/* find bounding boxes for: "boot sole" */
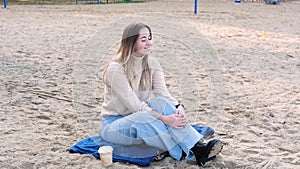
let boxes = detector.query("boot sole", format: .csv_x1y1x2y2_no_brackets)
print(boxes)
199,139,223,166
188,139,224,166
207,140,223,159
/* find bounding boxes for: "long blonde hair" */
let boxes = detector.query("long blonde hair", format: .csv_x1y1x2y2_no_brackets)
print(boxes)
103,23,152,90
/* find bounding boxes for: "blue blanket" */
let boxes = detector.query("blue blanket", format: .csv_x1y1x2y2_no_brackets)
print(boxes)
69,125,214,167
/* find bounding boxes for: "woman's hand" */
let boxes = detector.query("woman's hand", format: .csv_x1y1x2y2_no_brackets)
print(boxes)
160,113,187,129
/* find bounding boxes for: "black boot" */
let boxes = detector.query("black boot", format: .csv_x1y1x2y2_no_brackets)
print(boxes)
191,141,207,166
191,139,223,166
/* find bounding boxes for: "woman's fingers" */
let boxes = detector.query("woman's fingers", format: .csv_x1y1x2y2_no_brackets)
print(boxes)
165,114,187,128
173,116,187,128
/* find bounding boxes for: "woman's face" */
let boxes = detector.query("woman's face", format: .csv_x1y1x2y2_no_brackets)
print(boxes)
133,27,152,57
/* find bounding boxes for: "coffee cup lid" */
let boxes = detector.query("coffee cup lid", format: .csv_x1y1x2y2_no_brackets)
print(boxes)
98,146,113,153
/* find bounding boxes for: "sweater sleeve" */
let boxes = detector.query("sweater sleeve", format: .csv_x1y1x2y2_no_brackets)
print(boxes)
105,62,153,112
150,58,179,105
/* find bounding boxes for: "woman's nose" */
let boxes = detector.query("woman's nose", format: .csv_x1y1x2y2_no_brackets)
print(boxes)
146,39,153,46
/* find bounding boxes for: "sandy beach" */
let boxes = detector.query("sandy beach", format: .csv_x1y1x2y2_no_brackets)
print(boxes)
0,0,299,168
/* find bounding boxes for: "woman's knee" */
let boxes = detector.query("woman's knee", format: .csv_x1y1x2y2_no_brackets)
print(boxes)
125,111,157,123
149,97,176,115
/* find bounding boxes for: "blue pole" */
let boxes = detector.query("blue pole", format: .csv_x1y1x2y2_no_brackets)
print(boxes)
4,0,7,8
194,0,198,14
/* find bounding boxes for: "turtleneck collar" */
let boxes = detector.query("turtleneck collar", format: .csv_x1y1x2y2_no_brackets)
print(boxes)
133,54,145,60
132,54,145,64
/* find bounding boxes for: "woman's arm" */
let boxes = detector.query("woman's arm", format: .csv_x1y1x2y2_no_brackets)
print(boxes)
150,58,179,105
149,59,187,127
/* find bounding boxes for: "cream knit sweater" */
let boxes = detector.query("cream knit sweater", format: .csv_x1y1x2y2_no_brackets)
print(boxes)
101,56,178,116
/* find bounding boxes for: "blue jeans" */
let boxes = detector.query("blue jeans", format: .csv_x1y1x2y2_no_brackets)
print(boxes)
100,97,203,161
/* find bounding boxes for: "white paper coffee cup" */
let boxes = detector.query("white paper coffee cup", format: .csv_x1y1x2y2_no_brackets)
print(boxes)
98,146,113,166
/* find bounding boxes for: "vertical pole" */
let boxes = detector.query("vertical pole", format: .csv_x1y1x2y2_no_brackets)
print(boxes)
4,0,7,8
194,0,197,14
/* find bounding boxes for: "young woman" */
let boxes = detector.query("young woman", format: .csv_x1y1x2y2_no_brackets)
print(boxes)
100,23,223,166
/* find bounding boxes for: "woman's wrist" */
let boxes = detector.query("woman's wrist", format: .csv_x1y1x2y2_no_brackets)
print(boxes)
156,113,163,120
151,109,163,120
